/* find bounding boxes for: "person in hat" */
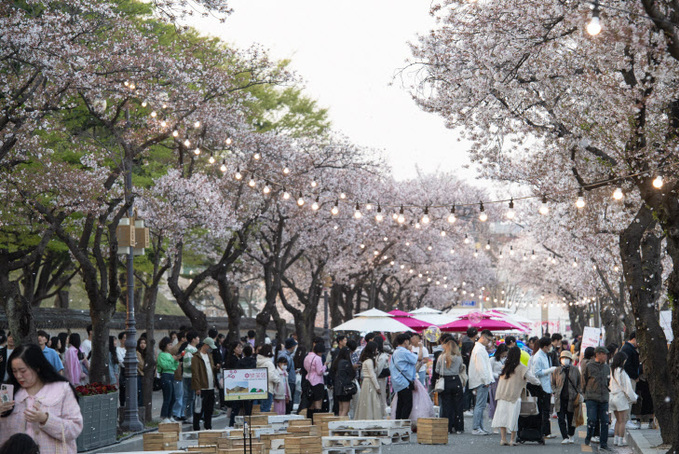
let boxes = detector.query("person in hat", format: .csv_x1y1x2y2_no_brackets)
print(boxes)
583,346,612,451
551,350,582,444
277,338,298,414
191,338,218,430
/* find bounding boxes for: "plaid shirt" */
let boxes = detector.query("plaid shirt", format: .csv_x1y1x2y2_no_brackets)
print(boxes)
0,381,83,454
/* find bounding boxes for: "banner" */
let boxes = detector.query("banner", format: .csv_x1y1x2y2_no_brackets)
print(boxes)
581,326,605,351
223,368,269,401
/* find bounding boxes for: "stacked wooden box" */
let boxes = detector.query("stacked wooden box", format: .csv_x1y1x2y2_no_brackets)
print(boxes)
416,418,448,445
198,431,225,447
143,432,178,451
288,423,320,437
159,421,182,434
314,415,349,437
286,435,322,454
189,447,217,454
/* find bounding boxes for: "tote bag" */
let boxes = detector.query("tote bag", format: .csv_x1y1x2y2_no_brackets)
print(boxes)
519,387,539,416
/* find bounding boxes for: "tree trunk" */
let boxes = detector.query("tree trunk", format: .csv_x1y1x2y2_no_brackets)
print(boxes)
620,205,674,446
4,283,38,346
90,298,115,384
216,278,243,344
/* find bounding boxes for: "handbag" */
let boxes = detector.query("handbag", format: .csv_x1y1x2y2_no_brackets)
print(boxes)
343,381,358,396
194,393,202,414
435,377,445,392
459,364,468,388
519,387,539,416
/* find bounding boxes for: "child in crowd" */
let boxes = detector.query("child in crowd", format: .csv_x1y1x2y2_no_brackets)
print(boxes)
273,357,291,415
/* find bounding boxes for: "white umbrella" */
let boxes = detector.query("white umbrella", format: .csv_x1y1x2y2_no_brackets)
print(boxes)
409,306,442,315
413,312,458,326
333,309,414,332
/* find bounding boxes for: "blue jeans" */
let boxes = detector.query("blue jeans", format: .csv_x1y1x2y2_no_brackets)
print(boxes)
160,373,175,418
418,370,427,387
472,384,490,431
256,392,273,412
586,400,609,448
183,377,195,417
172,379,184,418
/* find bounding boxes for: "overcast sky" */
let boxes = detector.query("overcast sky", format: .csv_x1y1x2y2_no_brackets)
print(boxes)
186,0,476,181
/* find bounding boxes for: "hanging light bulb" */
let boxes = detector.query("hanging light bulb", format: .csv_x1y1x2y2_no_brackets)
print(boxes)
220,160,227,173
225,137,232,145
283,165,290,175
440,230,446,237
194,120,201,128
450,248,455,254
150,111,157,118
375,204,383,222
531,250,536,260
253,152,261,160
331,201,339,216
263,182,271,195
397,206,405,224
366,203,373,211
141,101,148,108
506,198,515,220
161,103,167,109
576,189,586,208
653,175,664,189
208,154,215,164
486,240,491,250
463,234,470,244
572,258,578,267
447,205,456,223
473,249,479,258
510,245,514,255
184,139,191,147
539,195,549,215
160,120,167,128
421,207,430,224
297,193,305,206
613,187,624,200
282,189,290,200
522,253,527,261
172,130,179,137
310,180,317,188
340,192,347,199
248,178,256,188
499,251,504,259
311,197,320,211
587,2,602,36
235,168,242,180
479,202,488,222
354,202,362,219
193,147,201,155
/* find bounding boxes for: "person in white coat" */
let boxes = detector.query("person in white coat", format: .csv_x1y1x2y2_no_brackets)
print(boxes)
609,352,637,447
255,344,281,413
468,329,495,435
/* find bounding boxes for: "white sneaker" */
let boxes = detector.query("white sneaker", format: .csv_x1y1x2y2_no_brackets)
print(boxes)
626,420,641,430
472,429,488,436
545,434,557,439
562,438,571,444
464,410,474,417
161,418,173,424
591,436,600,444
568,438,576,444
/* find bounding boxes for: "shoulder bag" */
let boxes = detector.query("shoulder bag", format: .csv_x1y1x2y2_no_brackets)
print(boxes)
519,387,539,416
459,364,468,388
434,359,445,392
392,354,415,391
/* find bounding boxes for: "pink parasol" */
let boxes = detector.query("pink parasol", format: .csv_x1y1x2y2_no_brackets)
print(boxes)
439,312,528,332
388,310,433,332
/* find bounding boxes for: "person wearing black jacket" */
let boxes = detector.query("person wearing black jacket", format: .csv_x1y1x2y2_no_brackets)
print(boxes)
332,347,356,416
620,332,640,427
228,344,256,427
461,327,477,412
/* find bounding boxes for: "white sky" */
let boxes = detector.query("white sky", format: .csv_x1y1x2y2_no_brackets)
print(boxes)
186,0,476,181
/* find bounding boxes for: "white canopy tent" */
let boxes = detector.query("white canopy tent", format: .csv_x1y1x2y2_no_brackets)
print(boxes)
333,308,414,332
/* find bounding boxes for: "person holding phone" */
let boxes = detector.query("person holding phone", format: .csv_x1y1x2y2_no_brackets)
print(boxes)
0,344,83,454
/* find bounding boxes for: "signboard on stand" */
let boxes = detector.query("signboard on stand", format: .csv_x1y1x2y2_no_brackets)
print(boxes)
581,326,605,351
223,368,269,401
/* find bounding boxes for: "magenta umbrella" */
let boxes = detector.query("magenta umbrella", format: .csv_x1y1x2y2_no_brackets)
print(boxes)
439,312,527,332
388,309,433,332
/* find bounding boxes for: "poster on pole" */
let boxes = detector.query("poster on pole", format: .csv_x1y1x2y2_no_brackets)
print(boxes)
581,326,605,351
223,368,269,401
660,310,673,343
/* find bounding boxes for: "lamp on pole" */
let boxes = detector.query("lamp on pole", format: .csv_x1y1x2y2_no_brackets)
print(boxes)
116,106,147,432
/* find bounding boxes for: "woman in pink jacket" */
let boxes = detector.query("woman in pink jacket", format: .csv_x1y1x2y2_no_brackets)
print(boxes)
0,344,83,454
303,343,326,421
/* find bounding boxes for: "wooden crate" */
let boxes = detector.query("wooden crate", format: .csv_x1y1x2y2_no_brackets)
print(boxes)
315,415,348,437
198,431,225,446
416,418,448,445
286,435,322,454
189,448,218,454
327,420,411,445
158,422,182,433
243,415,270,426
289,419,313,427
311,412,333,424
143,432,178,451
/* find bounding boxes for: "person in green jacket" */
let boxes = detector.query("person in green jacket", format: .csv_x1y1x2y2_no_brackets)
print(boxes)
158,336,180,423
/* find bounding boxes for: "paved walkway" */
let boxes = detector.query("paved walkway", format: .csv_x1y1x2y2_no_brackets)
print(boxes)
628,428,667,454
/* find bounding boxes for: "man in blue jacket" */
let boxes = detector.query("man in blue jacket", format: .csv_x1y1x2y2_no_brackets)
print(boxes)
389,333,417,420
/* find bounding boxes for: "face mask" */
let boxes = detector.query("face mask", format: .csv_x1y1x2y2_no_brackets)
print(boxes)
561,358,571,366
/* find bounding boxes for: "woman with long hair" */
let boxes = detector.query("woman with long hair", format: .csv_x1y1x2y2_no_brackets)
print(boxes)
491,346,540,446
64,333,87,386
373,336,390,415
609,351,637,447
489,343,509,421
157,337,180,423
355,341,382,419
108,336,119,385
256,344,281,413
136,337,147,407
0,344,83,453
303,343,326,420
331,347,355,416
436,337,465,433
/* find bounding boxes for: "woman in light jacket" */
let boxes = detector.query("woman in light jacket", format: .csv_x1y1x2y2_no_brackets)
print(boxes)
435,337,465,434
355,341,382,420
609,352,637,447
491,346,540,446
255,344,280,413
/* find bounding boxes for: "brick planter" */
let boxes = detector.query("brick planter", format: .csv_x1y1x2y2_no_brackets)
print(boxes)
76,392,118,452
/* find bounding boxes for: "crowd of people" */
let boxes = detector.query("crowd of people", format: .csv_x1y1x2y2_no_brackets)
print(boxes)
0,324,654,454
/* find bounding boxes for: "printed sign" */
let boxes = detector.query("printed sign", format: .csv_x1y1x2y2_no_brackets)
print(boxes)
223,368,268,401
459,300,477,307
581,326,605,351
